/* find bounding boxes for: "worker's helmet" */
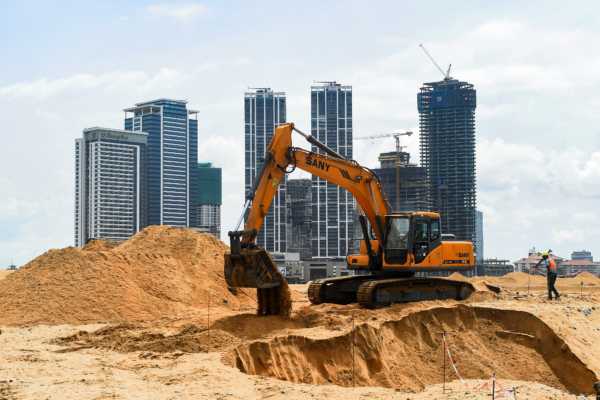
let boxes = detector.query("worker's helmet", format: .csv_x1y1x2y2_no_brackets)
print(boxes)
542,252,549,258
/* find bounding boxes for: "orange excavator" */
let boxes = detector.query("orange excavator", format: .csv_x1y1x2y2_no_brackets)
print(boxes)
225,123,475,314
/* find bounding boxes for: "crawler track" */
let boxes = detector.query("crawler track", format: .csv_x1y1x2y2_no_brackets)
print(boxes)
357,277,475,309
308,275,375,305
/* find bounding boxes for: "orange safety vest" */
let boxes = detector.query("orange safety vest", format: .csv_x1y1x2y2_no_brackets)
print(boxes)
547,258,557,271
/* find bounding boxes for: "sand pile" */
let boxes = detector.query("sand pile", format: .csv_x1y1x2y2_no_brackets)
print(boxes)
558,271,600,285
0,270,15,281
447,272,469,281
81,239,112,252
0,226,255,327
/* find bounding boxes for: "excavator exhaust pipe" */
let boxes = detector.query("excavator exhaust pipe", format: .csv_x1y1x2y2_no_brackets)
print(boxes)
225,231,291,316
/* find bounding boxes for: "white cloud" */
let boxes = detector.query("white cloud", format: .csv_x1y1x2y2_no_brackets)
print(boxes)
570,213,597,224
551,229,585,245
0,66,217,101
145,3,208,25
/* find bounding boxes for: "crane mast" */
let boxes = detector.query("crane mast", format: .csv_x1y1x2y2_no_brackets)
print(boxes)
354,131,413,211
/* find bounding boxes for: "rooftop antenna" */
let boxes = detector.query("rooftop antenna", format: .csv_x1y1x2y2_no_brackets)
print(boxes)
419,44,452,80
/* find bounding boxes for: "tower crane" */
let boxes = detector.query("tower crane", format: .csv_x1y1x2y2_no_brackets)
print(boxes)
354,131,413,211
419,44,452,80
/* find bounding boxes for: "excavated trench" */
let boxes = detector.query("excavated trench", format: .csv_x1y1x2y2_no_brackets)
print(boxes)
229,305,598,394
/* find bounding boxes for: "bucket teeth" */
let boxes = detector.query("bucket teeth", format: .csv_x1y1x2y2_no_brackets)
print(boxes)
224,246,282,289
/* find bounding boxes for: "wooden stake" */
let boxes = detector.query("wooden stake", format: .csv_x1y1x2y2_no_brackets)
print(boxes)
492,373,495,400
207,288,211,354
443,332,446,394
352,310,355,389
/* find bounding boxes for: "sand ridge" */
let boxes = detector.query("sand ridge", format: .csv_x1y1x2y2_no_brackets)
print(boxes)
0,226,255,327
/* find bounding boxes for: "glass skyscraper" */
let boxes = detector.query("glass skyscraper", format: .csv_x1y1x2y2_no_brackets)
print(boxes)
124,99,198,228
244,89,286,252
74,128,148,247
198,162,222,238
418,79,477,249
310,82,354,258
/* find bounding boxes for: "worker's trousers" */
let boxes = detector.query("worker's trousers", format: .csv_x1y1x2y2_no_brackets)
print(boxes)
547,273,559,299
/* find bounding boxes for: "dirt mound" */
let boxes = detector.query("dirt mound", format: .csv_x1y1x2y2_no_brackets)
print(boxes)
53,323,239,353
229,306,597,394
558,272,600,286
447,272,469,281
0,226,255,326
0,270,15,281
496,271,532,284
81,239,113,252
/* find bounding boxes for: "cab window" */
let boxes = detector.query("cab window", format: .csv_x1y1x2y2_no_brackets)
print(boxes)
414,219,428,242
430,219,440,241
387,218,410,249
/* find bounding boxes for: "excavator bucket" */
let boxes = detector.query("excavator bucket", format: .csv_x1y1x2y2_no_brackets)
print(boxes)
224,246,282,289
224,239,291,317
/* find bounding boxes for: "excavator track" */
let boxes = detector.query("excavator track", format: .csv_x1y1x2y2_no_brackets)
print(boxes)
308,275,376,305
357,277,475,309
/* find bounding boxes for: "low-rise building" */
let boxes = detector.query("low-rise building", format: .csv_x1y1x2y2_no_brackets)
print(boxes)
475,258,514,277
562,259,599,275
514,253,566,273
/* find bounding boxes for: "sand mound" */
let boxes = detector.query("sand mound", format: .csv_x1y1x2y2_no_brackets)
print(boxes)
53,323,239,353
230,306,596,394
0,226,255,327
81,239,113,252
0,270,15,281
447,272,469,281
558,271,600,286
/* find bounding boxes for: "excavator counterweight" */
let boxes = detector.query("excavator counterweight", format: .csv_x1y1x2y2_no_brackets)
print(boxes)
225,123,476,315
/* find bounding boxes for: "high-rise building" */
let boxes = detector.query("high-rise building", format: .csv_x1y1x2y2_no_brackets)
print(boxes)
418,79,477,249
124,99,198,228
75,128,147,247
244,89,286,252
476,210,483,261
197,162,222,238
310,82,354,258
372,151,428,212
571,250,593,262
286,179,312,260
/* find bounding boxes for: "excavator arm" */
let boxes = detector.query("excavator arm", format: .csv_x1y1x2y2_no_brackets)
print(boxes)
225,123,391,294
242,123,391,244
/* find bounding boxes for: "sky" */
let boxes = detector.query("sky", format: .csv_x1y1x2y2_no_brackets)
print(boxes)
1,0,599,268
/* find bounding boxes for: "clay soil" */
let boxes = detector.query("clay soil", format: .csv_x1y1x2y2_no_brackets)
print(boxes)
2,234,600,399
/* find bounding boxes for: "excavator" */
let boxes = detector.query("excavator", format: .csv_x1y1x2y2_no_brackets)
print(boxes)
224,123,475,315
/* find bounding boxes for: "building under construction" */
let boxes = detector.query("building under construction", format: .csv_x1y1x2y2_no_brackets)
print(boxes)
418,78,477,253
286,179,313,260
372,152,428,212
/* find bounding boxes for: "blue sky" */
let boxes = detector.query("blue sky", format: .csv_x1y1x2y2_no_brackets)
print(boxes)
1,0,599,267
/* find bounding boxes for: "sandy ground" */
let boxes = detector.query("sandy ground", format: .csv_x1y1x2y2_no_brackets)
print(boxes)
0,270,15,281
2,281,600,399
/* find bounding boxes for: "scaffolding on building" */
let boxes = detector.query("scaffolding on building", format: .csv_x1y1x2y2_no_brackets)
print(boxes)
418,78,477,255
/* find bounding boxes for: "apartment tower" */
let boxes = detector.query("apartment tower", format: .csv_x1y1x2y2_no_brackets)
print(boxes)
74,128,147,247
124,99,198,228
244,89,287,252
310,82,354,258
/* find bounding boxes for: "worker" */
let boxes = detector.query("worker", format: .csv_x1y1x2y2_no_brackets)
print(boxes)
534,252,560,300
